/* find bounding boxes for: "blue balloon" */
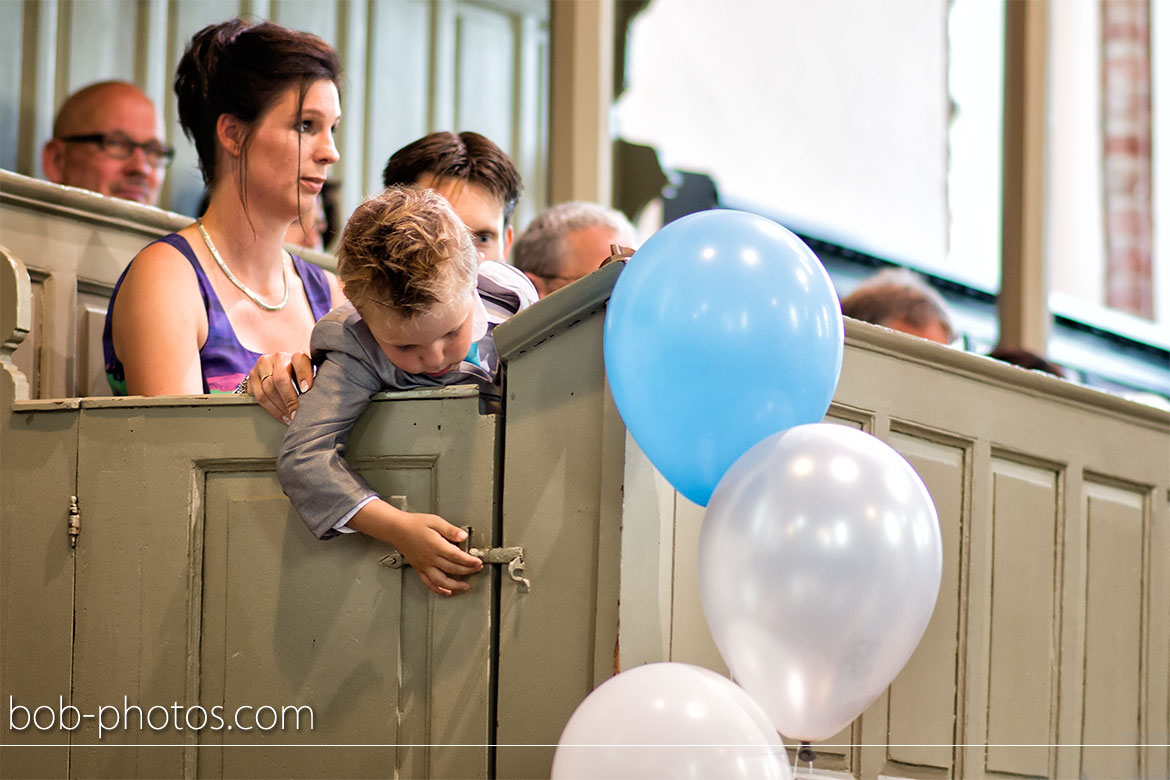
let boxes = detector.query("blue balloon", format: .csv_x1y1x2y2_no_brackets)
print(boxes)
604,209,843,506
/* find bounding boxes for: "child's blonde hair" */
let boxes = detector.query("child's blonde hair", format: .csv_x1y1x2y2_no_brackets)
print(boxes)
337,186,478,316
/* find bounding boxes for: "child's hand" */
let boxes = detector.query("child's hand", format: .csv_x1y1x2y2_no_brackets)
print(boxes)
393,513,485,596
348,500,484,596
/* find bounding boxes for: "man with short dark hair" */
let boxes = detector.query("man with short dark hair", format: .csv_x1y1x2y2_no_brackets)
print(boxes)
511,201,638,297
382,131,521,262
41,81,172,206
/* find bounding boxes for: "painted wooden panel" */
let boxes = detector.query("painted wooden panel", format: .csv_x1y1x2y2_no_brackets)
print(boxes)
196,467,438,778
455,4,517,158
0,254,76,780
4,237,1169,779
615,436,676,669
666,494,718,668
60,0,140,90
513,14,549,229
491,267,1170,780
365,0,433,197
1079,481,1144,779
59,389,495,778
0,1,24,172
496,311,624,779
885,430,966,772
271,0,339,47
984,457,1059,777
76,290,109,396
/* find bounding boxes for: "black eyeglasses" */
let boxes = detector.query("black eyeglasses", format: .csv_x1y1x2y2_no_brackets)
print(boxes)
59,132,175,168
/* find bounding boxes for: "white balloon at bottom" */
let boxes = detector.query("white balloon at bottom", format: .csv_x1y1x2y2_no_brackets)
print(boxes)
552,662,791,780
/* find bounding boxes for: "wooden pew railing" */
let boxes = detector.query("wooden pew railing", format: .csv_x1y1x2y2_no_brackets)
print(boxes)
2,249,501,779
3,217,1169,780
493,262,1170,780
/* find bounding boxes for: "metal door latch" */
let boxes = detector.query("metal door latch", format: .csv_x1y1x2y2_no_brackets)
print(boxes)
379,525,530,592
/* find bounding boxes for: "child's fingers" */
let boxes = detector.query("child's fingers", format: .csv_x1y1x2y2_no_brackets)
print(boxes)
419,567,470,596
436,556,482,576
431,520,468,545
423,522,483,570
438,545,484,570
417,570,452,597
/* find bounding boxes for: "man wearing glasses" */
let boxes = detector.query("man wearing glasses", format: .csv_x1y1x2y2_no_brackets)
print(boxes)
41,81,172,206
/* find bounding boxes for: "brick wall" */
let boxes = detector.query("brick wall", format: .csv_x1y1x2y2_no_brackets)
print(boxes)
1102,0,1154,318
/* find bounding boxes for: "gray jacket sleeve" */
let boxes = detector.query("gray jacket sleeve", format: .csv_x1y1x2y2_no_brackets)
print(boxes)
277,314,385,539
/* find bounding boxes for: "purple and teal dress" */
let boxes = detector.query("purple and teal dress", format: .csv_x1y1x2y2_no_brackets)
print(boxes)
102,233,334,394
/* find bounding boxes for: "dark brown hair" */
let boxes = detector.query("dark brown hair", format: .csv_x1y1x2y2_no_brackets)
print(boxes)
382,131,522,226
174,19,341,197
988,346,1066,377
338,186,477,317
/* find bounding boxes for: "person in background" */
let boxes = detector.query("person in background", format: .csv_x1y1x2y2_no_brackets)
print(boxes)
840,267,956,345
41,80,172,206
510,201,638,297
987,346,1066,378
103,19,346,424
382,131,521,262
279,186,537,596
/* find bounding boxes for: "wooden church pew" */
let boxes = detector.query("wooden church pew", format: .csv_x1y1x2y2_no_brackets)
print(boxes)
493,262,1170,780
1,248,499,779
2,217,1168,779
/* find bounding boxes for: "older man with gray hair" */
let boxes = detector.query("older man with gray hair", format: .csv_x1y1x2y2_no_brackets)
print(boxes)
511,201,637,297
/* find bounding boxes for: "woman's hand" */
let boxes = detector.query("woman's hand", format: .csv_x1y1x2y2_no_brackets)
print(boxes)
246,352,314,424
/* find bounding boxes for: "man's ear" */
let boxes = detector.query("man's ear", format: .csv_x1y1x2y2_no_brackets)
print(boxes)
41,139,66,184
216,114,246,158
502,224,514,258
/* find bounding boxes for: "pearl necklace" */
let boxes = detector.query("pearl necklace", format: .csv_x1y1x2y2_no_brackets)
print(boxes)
196,219,289,312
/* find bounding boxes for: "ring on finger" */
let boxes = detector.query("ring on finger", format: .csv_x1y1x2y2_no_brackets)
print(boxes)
260,371,274,382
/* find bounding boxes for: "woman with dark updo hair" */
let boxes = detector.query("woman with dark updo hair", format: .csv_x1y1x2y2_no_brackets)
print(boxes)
102,18,346,423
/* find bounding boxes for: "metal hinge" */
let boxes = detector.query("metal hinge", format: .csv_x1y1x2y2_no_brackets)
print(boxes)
379,523,530,592
68,495,80,548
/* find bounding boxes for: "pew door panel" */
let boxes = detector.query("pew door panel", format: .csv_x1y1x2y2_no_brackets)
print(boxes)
66,390,496,779
0,405,78,780
75,287,111,397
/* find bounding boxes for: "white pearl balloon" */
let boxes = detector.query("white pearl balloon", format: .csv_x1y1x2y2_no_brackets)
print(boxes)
699,424,943,742
552,662,792,780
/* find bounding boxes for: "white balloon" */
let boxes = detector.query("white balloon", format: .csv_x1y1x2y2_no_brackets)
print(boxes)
552,662,792,780
699,424,942,742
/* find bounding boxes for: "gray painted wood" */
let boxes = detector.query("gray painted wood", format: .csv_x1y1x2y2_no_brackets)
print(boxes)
3,208,1168,778
495,263,1170,780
